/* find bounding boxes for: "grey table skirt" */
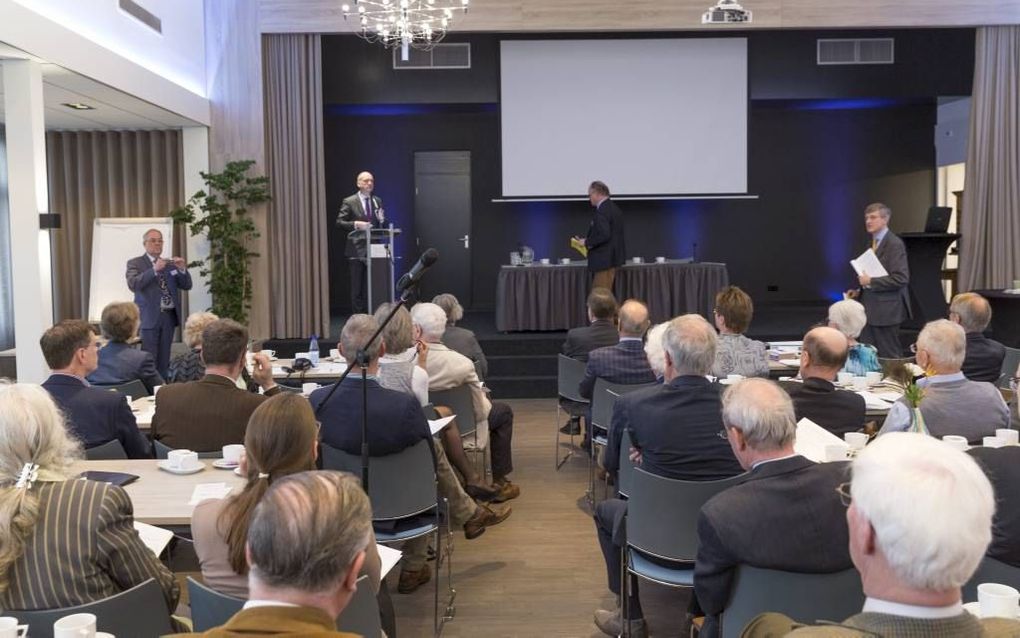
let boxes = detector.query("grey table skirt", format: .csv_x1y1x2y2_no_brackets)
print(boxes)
495,261,730,332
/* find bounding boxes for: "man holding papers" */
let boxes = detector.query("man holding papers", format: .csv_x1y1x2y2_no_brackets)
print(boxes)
847,202,910,358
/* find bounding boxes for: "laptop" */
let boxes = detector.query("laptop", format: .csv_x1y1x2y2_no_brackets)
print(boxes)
924,206,952,234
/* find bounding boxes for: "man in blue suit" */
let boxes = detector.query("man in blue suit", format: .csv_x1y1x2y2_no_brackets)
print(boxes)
40,320,150,458
126,229,192,377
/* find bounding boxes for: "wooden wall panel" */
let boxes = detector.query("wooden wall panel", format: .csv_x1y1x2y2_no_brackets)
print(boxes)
259,0,1020,33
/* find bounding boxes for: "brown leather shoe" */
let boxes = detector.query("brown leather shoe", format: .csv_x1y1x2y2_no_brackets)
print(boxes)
463,503,511,539
397,564,431,594
489,480,521,503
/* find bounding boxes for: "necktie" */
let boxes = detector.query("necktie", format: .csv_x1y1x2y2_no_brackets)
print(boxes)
365,197,374,226
871,238,877,251
158,269,173,309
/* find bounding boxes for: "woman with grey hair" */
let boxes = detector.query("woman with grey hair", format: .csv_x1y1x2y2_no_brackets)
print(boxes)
432,293,488,381
167,311,219,384
827,299,881,376
644,322,669,382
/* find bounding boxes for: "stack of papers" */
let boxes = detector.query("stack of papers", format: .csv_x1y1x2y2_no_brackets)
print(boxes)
134,521,174,557
850,248,889,278
429,415,456,436
189,483,233,505
377,544,402,578
794,418,849,463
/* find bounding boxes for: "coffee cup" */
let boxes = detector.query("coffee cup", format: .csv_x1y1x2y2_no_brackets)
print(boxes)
539,258,550,265
844,432,868,450
943,435,969,451
726,374,744,383
1012,279,1020,291
852,376,869,391
978,582,1020,618
837,372,853,385
655,256,666,263
329,348,340,360
632,256,643,264
865,371,883,385
0,618,27,638
984,436,1007,449
560,258,571,265
824,445,848,462
996,429,1019,446
222,444,245,465
167,449,198,470
53,613,96,638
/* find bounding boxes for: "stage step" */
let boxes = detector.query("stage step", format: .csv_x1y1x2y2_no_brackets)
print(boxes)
486,375,557,400
475,336,565,357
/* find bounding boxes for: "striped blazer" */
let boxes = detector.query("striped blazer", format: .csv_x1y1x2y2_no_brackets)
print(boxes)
0,479,179,613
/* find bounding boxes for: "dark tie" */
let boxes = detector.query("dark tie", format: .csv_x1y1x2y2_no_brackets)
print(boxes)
365,197,374,225
157,268,173,308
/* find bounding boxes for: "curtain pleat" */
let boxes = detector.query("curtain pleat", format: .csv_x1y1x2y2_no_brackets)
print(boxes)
959,26,1020,291
46,130,185,322
262,33,330,338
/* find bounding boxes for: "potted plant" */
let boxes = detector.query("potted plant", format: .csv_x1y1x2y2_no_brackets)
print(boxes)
170,160,270,325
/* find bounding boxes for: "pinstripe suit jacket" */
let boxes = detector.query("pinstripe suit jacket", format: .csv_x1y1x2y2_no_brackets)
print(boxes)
0,479,179,613
578,339,656,399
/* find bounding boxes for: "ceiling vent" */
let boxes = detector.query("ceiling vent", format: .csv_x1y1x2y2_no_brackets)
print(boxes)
817,38,894,65
393,43,471,70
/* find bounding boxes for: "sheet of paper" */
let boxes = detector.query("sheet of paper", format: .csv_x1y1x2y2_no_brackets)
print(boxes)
134,521,174,557
377,544,402,579
794,418,849,463
189,483,233,505
429,415,456,436
570,236,588,258
856,390,895,411
850,248,888,278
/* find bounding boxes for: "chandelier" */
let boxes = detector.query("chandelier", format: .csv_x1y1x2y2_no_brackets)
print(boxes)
341,0,470,61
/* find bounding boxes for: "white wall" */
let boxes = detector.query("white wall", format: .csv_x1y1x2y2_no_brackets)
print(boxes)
936,97,970,167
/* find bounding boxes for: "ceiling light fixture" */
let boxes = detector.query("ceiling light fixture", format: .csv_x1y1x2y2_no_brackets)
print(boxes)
702,0,752,24
62,102,95,110
340,0,469,61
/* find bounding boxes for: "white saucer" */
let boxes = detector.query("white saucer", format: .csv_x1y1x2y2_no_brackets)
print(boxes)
212,459,239,470
963,601,1020,619
157,460,204,475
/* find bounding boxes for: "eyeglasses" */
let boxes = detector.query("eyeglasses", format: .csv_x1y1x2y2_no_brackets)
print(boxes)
908,343,918,354
717,428,729,440
1008,377,1020,392
835,482,852,507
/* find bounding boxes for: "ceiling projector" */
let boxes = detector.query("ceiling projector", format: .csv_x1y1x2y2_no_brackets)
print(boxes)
702,0,752,24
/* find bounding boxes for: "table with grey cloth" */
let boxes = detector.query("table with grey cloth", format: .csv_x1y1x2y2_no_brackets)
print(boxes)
495,261,730,332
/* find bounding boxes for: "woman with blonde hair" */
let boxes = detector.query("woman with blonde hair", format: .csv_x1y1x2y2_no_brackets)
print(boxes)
0,382,179,616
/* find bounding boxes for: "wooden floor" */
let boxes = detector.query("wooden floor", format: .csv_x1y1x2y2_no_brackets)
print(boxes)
391,398,691,637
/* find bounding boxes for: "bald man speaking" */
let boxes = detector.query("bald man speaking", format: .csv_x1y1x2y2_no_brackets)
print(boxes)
337,171,386,313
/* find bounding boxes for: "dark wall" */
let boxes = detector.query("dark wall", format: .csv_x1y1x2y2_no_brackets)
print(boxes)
323,29,973,314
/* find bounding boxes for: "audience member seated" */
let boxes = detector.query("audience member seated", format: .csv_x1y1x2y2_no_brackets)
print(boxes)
310,314,510,595
828,299,881,376
746,432,1020,637
166,311,219,384
412,302,521,501
152,319,280,451
880,319,1008,441
579,299,656,400
0,383,179,620
781,326,866,437
86,301,163,393
433,293,488,381
711,286,768,379
968,445,1020,568
950,292,1007,383
375,302,500,501
643,322,668,383
178,471,372,637
593,314,743,638
562,287,619,362
192,393,381,598
692,378,852,638
40,320,150,458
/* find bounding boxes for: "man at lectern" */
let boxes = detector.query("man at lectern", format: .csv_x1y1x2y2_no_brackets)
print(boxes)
573,180,626,291
337,171,386,313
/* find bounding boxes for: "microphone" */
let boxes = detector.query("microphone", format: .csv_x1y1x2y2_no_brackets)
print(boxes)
397,248,439,292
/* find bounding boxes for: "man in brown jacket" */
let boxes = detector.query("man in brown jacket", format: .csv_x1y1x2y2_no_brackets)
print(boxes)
151,319,280,452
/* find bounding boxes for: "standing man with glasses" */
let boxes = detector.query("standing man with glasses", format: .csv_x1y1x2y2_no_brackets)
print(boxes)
337,171,385,314
126,228,192,378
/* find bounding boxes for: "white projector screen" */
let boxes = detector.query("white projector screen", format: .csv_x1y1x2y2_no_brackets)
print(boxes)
500,38,748,198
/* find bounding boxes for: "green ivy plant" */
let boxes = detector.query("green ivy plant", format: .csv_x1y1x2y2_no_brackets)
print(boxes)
170,160,270,325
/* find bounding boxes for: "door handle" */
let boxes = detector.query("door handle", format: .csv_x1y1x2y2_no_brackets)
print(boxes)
459,235,469,249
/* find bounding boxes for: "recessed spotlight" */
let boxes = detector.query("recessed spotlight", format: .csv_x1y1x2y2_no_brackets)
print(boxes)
62,102,95,110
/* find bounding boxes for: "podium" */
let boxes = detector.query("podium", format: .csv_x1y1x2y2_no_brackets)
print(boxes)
900,232,960,330
348,226,401,312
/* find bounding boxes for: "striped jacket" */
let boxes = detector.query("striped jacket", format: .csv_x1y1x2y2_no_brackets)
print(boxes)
0,479,179,613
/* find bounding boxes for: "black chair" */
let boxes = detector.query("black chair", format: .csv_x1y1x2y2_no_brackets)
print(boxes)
997,347,1020,389
95,378,149,401
338,575,383,637
430,384,487,476
12,578,174,638
84,439,128,460
589,379,656,505
187,577,243,632
555,354,589,469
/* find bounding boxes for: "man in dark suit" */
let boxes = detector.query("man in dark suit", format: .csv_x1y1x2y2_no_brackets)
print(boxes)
335,171,385,313
39,320,150,458
579,299,655,400
151,319,280,452
593,314,743,638
693,378,852,638
562,287,619,362
968,446,1020,567
125,228,192,377
847,202,910,358
950,292,1007,383
781,326,866,437
574,180,625,291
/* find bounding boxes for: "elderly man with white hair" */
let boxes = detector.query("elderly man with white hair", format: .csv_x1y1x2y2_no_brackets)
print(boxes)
411,302,520,502
879,319,1008,442
746,432,1020,636
643,322,669,382
827,299,881,376
691,378,852,638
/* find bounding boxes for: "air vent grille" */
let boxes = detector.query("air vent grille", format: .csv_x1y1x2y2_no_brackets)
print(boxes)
393,43,471,70
817,38,894,65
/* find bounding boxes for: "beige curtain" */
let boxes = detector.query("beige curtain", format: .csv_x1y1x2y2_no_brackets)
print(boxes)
262,34,330,338
959,26,1020,291
46,130,185,321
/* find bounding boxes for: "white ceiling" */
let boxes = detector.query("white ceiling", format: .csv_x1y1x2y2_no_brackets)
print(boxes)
0,53,202,130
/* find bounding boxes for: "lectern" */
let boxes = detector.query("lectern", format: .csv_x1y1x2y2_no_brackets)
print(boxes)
900,232,960,329
348,226,401,312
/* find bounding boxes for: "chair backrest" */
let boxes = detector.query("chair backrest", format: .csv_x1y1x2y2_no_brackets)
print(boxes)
12,578,174,638
97,379,149,401
720,566,863,638
187,577,244,632
998,347,1020,389
321,439,437,521
429,385,477,436
557,355,589,404
337,576,382,637
627,467,744,561
591,379,656,430
153,440,222,459
617,428,636,498
963,556,1020,602
85,439,128,460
